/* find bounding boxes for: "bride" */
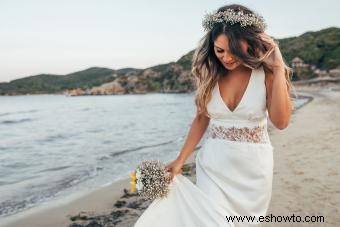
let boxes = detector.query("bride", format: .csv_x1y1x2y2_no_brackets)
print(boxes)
134,4,292,227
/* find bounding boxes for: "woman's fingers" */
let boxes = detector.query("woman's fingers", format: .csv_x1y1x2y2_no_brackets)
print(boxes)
261,33,278,48
262,34,280,50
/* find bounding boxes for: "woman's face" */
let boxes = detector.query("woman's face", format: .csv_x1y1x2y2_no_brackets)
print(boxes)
213,33,248,70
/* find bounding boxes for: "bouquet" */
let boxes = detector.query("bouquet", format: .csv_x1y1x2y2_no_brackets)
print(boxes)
130,160,171,200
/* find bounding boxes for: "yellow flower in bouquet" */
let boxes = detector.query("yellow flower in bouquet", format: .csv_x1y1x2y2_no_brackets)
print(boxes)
130,160,171,200
130,171,137,193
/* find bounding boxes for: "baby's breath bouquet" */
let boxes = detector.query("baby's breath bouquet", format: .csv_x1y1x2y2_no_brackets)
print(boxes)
130,160,171,200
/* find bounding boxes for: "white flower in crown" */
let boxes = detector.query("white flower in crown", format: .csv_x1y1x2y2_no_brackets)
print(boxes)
202,9,266,32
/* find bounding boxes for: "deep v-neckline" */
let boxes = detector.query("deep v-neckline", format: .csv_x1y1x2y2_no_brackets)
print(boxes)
217,68,254,113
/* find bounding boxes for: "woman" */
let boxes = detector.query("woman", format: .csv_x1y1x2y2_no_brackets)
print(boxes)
135,4,292,227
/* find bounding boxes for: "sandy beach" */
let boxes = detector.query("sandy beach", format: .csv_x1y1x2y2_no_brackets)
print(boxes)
263,85,340,226
1,84,339,227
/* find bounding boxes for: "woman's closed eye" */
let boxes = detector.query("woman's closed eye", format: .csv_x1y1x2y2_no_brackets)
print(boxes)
215,48,232,54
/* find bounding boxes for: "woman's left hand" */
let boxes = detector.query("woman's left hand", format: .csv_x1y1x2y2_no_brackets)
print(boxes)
165,158,184,181
259,33,285,70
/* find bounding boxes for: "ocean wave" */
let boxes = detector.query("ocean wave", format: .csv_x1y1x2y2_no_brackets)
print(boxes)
0,109,38,117
0,118,33,125
108,140,174,158
0,175,39,186
2,162,30,169
37,133,72,143
0,166,97,217
37,165,72,173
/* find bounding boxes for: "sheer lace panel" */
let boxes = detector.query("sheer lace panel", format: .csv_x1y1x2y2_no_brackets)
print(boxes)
207,123,268,144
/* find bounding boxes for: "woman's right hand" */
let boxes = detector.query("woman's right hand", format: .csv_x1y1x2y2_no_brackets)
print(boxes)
165,158,185,181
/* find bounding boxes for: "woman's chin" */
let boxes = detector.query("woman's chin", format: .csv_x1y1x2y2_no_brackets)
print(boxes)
223,62,241,70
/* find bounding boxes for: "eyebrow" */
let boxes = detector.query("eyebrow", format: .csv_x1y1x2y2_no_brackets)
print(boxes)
214,45,224,50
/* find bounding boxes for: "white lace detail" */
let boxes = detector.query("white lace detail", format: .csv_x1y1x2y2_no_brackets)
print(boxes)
207,123,268,144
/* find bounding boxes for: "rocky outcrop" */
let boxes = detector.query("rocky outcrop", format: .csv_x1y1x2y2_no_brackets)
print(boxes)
89,81,125,95
64,61,196,96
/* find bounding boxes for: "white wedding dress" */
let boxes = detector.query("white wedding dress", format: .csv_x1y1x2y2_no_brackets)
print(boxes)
134,66,274,227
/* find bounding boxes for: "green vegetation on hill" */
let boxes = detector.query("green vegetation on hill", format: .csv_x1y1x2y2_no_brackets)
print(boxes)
279,27,340,69
0,67,118,95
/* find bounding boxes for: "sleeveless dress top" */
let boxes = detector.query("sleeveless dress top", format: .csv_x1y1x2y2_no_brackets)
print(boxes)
206,65,272,145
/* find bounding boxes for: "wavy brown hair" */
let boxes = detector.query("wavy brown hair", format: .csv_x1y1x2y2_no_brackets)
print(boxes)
192,4,292,117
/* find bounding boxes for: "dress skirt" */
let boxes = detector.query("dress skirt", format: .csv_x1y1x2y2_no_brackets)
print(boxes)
134,136,273,227
196,137,274,226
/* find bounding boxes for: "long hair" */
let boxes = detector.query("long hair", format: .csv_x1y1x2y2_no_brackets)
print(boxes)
192,4,292,117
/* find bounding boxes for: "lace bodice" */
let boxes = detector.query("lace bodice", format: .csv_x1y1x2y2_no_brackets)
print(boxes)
206,66,270,144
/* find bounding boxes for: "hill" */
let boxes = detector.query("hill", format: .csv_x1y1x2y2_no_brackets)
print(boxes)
0,27,339,95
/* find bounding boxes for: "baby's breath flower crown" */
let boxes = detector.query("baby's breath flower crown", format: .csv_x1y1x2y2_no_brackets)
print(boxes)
202,9,266,32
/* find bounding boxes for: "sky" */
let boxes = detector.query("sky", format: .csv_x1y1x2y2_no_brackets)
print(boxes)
0,0,339,82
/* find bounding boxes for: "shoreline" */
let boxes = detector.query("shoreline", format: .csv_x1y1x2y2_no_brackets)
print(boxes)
0,147,199,227
1,75,339,97
0,177,131,227
2,84,340,226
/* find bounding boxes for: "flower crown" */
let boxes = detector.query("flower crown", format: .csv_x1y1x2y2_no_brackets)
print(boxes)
202,9,266,32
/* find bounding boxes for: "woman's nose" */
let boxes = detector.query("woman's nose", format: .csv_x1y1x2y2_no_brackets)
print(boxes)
222,54,234,63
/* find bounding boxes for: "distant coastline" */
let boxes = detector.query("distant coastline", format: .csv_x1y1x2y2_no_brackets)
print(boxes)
1,27,339,96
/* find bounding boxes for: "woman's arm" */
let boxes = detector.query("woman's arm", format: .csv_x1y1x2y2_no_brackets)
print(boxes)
165,112,210,179
177,113,210,164
265,66,292,130
260,33,293,130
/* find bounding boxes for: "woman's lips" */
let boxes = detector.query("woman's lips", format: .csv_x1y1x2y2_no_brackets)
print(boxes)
224,60,236,65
